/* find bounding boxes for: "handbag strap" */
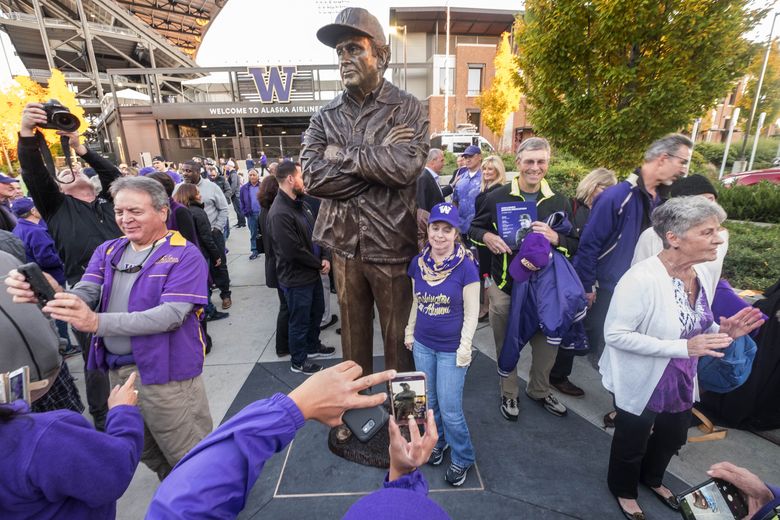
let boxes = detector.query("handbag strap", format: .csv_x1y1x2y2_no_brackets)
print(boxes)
688,407,728,442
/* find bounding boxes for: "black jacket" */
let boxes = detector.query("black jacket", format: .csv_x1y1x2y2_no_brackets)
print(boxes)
18,132,122,285
416,168,453,212
469,179,578,295
569,197,591,237
259,205,278,288
267,190,323,288
186,202,221,264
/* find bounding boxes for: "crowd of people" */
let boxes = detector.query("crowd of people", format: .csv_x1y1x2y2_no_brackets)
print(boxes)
1,6,779,520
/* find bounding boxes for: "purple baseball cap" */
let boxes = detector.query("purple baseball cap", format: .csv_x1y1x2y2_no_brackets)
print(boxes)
0,173,20,184
508,232,552,283
428,202,459,230
461,145,481,157
10,196,34,216
139,166,156,176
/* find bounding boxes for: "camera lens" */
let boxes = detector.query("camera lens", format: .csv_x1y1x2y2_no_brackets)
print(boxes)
51,111,80,132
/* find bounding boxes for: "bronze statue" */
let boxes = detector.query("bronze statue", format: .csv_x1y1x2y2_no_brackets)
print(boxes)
303,7,429,377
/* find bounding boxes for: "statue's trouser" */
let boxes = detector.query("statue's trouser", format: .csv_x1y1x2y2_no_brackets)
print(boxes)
332,252,414,375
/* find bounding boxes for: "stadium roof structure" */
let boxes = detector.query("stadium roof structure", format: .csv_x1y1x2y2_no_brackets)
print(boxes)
0,0,224,107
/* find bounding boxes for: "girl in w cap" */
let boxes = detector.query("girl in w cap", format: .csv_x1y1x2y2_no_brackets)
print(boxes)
404,202,480,487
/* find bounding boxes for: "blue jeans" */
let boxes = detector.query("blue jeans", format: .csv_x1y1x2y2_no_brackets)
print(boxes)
283,281,325,366
413,340,474,467
247,212,260,254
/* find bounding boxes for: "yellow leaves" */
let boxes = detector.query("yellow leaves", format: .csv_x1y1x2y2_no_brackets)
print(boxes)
477,32,523,136
0,69,87,159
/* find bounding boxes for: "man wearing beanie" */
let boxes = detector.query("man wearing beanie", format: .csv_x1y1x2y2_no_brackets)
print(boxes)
302,7,429,379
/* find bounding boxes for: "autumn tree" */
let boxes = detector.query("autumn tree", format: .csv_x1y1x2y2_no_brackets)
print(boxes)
477,32,522,150
515,0,766,171
0,69,87,172
736,39,780,131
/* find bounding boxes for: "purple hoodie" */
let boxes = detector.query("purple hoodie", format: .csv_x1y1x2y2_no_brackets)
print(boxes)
0,402,143,519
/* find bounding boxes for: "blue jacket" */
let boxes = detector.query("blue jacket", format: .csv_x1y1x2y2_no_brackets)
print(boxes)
238,182,260,216
572,171,665,293
12,218,66,285
498,251,588,377
147,393,444,519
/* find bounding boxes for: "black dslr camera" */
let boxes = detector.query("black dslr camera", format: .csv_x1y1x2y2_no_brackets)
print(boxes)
39,99,81,132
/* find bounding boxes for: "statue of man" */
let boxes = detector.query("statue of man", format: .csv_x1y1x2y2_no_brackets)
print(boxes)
303,8,429,376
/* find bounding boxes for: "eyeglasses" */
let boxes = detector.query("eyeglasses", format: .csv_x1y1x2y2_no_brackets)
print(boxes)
110,239,161,274
666,153,689,166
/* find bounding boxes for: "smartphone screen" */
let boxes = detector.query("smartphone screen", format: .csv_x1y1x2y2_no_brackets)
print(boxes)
388,372,427,424
678,478,749,520
8,367,30,404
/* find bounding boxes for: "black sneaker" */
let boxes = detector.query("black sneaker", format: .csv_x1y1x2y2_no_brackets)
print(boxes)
307,345,336,359
445,462,471,486
205,311,229,322
290,361,323,375
500,396,519,421
428,443,449,466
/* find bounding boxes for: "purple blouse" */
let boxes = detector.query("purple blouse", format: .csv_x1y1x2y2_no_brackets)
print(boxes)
647,277,714,413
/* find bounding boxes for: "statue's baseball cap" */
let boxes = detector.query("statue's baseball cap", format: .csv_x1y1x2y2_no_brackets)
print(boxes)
317,7,386,48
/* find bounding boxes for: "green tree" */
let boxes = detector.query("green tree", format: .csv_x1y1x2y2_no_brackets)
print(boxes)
736,39,780,131
515,0,766,171
477,32,522,149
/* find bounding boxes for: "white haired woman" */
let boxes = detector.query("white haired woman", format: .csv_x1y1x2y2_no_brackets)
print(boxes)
602,197,764,520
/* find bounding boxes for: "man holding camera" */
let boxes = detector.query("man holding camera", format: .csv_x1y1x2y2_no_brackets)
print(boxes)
17,103,121,430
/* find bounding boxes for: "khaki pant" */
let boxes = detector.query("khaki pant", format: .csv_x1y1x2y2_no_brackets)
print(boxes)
487,283,558,400
332,253,414,375
110,365,213,480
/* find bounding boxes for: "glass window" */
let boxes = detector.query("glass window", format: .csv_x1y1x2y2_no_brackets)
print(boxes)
467,65,483,96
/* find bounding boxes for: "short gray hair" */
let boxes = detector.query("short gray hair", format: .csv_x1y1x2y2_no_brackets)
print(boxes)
109,176,170,211
644,133,693,162
426,148,443,163
516,137,551,157
651,196,726,248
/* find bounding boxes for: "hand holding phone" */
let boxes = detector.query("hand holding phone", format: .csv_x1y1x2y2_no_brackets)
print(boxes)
677,477,749,519
16,263,56,306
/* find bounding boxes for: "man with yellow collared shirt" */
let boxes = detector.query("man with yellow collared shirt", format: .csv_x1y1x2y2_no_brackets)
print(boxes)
468,137,580,422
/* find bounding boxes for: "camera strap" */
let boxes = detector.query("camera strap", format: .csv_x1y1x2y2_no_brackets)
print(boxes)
35,131,74,182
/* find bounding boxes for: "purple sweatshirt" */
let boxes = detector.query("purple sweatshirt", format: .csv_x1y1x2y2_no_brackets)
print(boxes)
753,483,780,520
147,393,447,519
0,402,143,519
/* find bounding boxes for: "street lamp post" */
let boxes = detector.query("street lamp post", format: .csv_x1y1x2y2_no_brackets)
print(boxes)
736,11,779,171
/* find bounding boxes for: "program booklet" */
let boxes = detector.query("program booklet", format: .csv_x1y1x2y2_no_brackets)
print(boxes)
497,201,538,250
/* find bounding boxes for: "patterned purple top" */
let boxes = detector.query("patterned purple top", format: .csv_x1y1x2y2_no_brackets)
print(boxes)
646,277,714,413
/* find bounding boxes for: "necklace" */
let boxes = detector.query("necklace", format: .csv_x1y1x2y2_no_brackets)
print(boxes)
658,253,696,297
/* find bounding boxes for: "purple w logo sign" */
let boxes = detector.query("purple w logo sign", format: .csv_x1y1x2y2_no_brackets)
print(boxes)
247,66,297,104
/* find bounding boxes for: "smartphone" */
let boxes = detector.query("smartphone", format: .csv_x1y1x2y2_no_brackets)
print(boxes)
677,478,749,520
17,262,56,306
7,366,31,404
388,371,427,425
342,405,389,443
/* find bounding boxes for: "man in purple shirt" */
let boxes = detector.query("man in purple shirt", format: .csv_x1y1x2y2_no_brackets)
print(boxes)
239,169,263,259
7,176,212,480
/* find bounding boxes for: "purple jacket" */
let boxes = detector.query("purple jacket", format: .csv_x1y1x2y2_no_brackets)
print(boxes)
84,231,209,385
753,483,780,520
12,218,66,285
0,401,143,519
238,181,260,216
147,393,446,519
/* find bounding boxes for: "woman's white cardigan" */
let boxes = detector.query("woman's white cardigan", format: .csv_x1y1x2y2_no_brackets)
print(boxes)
599,255,720,416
